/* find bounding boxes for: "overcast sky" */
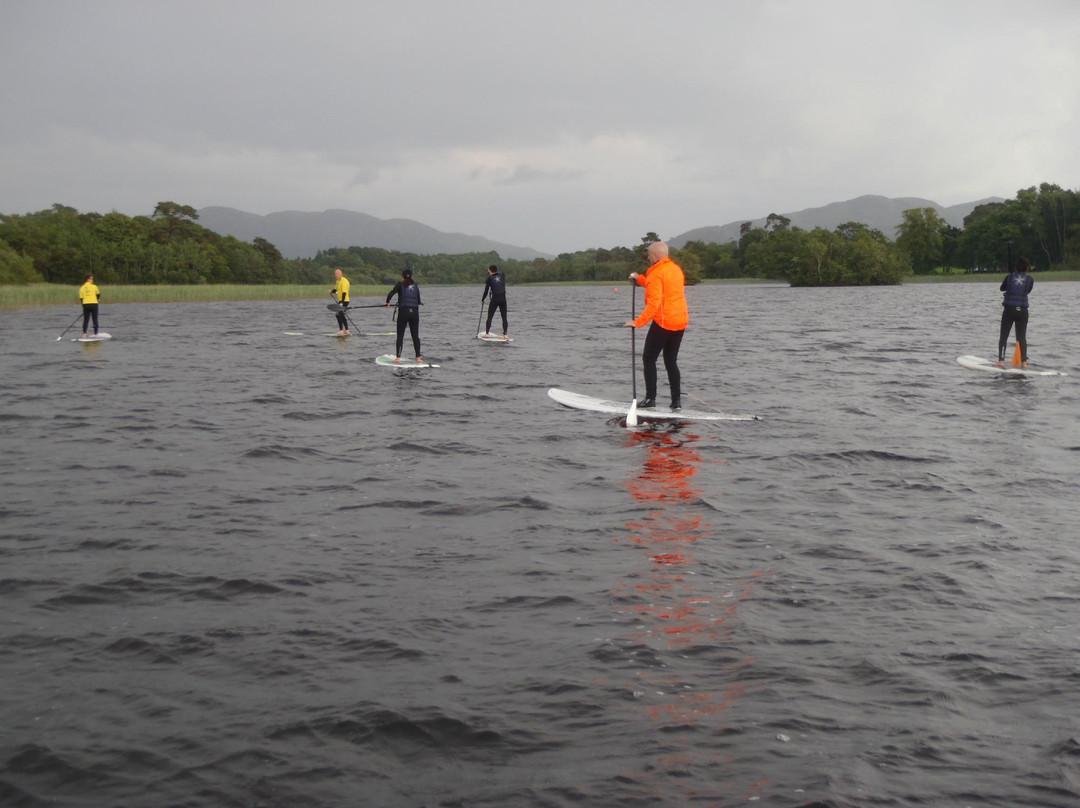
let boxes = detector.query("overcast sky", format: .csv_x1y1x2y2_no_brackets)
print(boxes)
2,0,1078,254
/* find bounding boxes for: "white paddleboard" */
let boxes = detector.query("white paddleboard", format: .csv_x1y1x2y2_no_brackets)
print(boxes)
325,333,351,338
957,355,1066,377
283,331,304,335
361,331,395,336
375,354,440,369
72,333,112,342
547,388,759,421
477,332,513,343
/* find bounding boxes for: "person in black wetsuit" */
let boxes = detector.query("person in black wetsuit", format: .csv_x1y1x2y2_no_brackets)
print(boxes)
997,256,1034,367
384,269,422,363
481,264,508,339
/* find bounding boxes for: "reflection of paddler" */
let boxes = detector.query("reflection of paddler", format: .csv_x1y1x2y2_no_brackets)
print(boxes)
625,430,701,505
78,274,101,339
617,427,760,802
384,269,422,364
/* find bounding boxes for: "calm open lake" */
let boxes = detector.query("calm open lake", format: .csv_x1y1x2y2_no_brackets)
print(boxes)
2,281,1080,807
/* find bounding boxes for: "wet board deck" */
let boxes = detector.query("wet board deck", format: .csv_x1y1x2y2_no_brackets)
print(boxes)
375,354,440,369
547,388,759,421
957,355,1066,377
72,333,112,342
477,332,514,343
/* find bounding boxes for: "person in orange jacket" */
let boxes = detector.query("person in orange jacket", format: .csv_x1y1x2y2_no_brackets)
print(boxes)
623,241,688,410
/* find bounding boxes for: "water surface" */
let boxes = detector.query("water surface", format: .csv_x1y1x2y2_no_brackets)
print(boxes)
2,282,1080,807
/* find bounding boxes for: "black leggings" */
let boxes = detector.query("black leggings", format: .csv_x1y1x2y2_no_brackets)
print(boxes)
396,307,421,357
335,303,349,330
485,298,508,334
82,304,99,334
999,306,1029,361
641,323,684,401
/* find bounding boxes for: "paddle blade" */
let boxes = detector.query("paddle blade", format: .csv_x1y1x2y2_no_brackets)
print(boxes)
626,399,638,428
1011,344,1022,367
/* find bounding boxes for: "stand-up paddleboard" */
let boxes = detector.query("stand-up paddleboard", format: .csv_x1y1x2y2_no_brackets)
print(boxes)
957,355,1066,377
547,388,759,421
324,333,351,338
477,332,513,343
283,331,304,335
72,333,112,342
361,331,395,337
375,354,440,369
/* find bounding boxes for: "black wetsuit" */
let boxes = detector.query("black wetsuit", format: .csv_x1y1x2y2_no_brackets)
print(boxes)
387,281,422,357
642,323,683,403
81,304,99,335
483,272,508,335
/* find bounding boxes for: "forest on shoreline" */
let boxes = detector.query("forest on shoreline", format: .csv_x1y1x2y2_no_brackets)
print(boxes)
2,184,1077,290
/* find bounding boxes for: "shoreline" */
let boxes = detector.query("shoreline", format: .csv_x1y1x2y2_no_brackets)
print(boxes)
4,273,1079,311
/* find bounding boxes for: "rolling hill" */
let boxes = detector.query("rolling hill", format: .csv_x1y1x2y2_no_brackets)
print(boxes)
668,194,1005,248
196,207,553,261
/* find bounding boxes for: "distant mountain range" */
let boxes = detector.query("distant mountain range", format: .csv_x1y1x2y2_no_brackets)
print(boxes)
196,207,553,261
198,195,1007,261
668,194,1005,248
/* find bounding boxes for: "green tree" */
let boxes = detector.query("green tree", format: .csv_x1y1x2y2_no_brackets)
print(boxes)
0,237,41,283
765,213,791,232
895,207,944,274
152,201,200,244
671,247,704,285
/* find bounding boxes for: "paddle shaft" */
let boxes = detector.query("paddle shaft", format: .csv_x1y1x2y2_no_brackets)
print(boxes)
476,299,485,336
56,312,84,341
630,283,637,401
328,292,360,331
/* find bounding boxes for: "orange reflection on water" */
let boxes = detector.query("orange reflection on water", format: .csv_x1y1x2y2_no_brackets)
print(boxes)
612,425,763,804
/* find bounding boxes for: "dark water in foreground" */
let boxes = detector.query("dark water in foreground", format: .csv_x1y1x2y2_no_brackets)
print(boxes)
2,282,1080,808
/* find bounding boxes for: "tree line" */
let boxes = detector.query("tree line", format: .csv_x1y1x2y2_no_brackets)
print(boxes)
2,184,1077,287
895,183,1080,274
0,203,291,286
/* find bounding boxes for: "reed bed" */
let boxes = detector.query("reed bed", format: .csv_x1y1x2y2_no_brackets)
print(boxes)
0,284,389,311
904,270,1080,283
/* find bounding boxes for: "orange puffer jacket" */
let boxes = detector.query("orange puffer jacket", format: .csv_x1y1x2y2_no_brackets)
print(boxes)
633,257,688,331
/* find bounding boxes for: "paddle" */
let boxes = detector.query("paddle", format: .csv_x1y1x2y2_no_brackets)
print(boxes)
325,302,387,311
1011,343,1023,367
55,312,84,341
327,293,355,333
627,282,639,427
476,299,485,337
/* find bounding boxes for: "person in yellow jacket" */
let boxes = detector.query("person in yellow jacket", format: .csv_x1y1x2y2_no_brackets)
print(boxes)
329,268,351,334
623,241,688,410
78,274,101,339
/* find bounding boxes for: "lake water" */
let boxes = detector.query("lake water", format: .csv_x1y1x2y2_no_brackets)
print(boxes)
2,281,1080,808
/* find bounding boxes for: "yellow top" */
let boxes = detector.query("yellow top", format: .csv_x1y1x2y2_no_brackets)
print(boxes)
79,282,100,304
334,276,350,304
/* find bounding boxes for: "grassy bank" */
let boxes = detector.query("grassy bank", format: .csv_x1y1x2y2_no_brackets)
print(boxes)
0,283,389,311
5,272,1079,310
903,270,1080,283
